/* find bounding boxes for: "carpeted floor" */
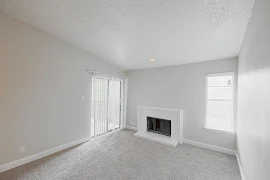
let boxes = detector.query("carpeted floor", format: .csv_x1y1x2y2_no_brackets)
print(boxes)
0,130,241,180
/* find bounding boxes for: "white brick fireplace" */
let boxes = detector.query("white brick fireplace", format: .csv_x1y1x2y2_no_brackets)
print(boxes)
134,106,183,147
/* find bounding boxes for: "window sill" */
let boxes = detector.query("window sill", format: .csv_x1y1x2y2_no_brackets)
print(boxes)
203,127,235,135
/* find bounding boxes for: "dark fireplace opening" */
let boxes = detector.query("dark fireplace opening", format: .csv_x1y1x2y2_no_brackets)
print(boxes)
147,117,171,137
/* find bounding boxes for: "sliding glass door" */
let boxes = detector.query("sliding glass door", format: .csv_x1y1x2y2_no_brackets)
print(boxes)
91,73,123,137
108,79,121,131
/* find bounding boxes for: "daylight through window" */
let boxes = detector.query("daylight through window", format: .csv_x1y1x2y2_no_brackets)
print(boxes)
205,73,234,133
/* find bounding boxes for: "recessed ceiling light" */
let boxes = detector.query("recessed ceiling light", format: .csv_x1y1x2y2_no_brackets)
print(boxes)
150,59,155,62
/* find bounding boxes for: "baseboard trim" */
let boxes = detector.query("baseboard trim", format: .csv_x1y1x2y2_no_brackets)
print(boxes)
0,137,91,174
236,152,245,180
183,139,236,156
125,125,137,131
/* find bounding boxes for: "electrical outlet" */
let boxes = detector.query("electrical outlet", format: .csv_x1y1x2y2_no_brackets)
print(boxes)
20,146,25,153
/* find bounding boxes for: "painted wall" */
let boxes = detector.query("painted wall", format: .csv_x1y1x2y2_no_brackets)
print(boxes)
0,13,124,166
126,58,238,150
237,0,270,179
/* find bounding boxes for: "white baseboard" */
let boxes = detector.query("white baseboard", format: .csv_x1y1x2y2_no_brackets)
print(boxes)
236,152,245,180
0,137,91,174
183,139,236,156
125,125,137,131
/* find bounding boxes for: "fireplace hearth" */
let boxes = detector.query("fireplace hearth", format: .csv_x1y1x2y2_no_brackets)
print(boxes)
147,116,171,136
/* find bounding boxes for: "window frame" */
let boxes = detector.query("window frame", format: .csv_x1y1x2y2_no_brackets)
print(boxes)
205,72,235,134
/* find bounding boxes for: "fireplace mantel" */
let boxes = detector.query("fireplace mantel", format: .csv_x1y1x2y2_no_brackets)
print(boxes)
134,106,183,147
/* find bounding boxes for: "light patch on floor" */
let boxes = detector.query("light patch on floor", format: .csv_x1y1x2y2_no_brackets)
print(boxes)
0,130,240,180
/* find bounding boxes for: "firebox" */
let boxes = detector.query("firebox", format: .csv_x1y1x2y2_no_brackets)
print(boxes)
147,116,171,137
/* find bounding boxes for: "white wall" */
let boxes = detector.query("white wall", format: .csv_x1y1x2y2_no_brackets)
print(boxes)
0,13,124,166
237,0,270,179
127,58,237,150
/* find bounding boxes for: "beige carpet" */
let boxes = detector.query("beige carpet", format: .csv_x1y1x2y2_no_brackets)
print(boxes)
0,130,240,180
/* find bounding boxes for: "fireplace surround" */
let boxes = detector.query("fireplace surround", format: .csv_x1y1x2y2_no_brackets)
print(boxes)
134,106,183,147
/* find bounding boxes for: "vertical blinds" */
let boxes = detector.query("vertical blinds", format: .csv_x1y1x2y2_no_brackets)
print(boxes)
91,72,123,137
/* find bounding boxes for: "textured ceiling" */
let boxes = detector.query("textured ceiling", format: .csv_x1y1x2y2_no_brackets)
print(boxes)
0,0,255,70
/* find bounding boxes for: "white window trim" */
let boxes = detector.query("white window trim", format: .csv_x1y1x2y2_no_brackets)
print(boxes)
204,72,235,134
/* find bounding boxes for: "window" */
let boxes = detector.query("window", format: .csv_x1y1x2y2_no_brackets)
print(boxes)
205,73,234,133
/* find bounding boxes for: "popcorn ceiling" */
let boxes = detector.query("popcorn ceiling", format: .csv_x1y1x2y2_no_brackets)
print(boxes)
0,0,255,70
